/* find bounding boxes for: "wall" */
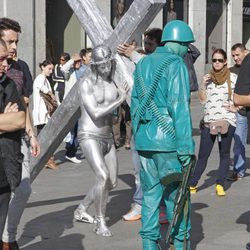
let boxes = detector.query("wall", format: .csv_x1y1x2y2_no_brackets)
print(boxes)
46,0,73,63
189,0,206,83
0,0,46,77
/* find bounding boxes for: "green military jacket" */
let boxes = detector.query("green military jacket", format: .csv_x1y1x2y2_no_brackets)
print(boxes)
131,46,194,155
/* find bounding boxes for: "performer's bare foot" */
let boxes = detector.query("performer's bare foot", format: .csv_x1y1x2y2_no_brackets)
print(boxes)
94,216,113,237
74,205,96,224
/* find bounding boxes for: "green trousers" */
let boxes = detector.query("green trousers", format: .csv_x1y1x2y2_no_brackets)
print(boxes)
138,151,191,250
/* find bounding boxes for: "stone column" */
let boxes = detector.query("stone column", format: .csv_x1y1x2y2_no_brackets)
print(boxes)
226,0,243,66
34,0,46,76
188,0,206,85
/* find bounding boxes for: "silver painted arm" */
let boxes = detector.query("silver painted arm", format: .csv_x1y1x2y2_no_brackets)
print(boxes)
79,78,127,120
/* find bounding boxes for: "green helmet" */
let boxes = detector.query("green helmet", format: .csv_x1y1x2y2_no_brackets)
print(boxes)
161,20,195,43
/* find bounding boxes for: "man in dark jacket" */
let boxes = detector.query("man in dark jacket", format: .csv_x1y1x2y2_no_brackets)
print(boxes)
183,43,200,92
0,17,40,250
0,38,25,249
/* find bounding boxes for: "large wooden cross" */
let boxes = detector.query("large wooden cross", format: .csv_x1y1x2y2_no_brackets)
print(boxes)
30,0,166,182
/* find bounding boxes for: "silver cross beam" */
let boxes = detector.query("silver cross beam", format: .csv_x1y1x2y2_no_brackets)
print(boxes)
30,0,166,182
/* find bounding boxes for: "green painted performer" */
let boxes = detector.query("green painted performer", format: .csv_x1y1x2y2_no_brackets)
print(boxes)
131,20,195,250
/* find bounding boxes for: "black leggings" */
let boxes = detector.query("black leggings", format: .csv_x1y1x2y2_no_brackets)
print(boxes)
190,124,235,187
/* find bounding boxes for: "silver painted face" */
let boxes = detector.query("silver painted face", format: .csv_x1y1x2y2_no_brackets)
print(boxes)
96,61,112,77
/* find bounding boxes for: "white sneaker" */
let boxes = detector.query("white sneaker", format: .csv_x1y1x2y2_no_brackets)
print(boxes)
123,203,142,221
65,156,82,164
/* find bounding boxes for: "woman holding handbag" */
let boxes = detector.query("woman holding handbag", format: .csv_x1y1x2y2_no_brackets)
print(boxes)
32,60,58,170
189,48,237,196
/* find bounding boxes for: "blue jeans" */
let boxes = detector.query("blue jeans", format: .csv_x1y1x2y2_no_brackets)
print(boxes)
131,149,143,206
233,112,247,177
2,137,32,242
65,122,79,158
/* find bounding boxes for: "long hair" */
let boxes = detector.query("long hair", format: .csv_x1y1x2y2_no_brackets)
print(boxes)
115,0,126,19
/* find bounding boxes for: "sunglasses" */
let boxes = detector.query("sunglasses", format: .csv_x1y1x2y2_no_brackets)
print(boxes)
212,58,224,63
60,58,66,62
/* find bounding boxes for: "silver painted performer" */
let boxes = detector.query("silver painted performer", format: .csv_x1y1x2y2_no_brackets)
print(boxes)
74,45,129,237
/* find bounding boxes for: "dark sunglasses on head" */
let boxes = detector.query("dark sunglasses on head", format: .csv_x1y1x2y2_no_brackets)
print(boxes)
212,58,224,63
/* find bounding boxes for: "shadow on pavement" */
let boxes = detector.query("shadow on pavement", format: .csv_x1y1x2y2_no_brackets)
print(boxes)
118,173,135,189
105,182,135,227
150,202,208,250
236,210,250,250
190,202,208,250
194,170,217,192
19,205,78,248
236,211,250,233
26,196,85,208
26,173,135,209
192,128,201,137
21,234,85,250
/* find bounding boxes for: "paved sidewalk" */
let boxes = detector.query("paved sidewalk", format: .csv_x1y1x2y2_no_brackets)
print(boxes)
16,98,250,250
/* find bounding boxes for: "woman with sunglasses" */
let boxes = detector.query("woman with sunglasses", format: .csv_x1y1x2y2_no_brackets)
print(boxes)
189,48,237,196
52,52,70,104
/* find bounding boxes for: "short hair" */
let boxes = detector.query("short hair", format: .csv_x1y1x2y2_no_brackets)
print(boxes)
80,48,92,58
231,43,246,51
212,48,227,60
144,28,162,46
39,59,53,69
0,17,21,37
60,52,70,62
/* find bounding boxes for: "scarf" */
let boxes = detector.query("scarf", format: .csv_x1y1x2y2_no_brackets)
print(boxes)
210,66,232,100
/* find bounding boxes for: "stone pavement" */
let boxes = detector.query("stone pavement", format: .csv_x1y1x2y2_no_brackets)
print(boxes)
16,97,250,250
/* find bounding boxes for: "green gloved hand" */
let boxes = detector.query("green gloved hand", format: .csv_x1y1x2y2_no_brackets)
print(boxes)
178,155,192,167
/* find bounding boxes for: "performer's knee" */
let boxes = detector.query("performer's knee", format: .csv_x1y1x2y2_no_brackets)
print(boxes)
97,170,109,187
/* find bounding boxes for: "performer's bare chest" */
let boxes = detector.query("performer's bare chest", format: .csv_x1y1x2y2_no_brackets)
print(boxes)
93,81,118,104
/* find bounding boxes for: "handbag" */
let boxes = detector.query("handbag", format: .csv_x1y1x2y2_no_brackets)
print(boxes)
39,91,58,116
209,120,229,135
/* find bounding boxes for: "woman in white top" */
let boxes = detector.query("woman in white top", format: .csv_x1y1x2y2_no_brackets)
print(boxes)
190,48,237,196
32,60,58,169
32,60,55,129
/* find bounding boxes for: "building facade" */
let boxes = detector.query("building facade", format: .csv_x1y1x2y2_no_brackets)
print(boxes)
0,0,247,81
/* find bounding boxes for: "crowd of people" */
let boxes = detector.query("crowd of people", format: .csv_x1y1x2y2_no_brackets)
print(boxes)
0,14,249,250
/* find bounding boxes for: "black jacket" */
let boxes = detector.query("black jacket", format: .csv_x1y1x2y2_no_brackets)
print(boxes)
183,44,201,92
0,75,25,194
